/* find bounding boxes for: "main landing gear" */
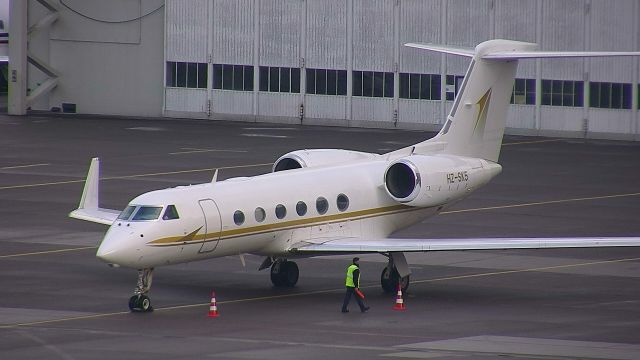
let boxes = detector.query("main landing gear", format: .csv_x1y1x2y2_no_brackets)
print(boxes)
380,253,410,293
129,268,154,312
270,259,299,287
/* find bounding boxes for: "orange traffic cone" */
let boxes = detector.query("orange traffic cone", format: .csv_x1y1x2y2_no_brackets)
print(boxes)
393,284,405,311
208,291,219,317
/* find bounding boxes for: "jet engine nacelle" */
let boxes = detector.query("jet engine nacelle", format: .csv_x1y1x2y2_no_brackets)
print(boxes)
384,154,502,207
273,149,379,172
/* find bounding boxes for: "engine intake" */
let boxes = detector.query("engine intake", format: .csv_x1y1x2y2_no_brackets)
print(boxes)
384,160,420,201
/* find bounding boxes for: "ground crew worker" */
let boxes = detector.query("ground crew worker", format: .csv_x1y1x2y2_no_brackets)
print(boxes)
341,257,369,313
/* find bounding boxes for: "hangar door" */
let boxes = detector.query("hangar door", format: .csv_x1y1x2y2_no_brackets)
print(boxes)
164,0,303,121
164,0,211,117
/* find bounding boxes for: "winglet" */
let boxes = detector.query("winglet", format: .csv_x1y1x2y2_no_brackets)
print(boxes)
211,168,219,183
78,157,100,210
70,158,121,226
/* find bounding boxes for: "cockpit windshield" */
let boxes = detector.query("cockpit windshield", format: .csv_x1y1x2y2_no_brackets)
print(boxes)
132,206,163,221
162,205,180,220
117,206,136,220
117,205,179,221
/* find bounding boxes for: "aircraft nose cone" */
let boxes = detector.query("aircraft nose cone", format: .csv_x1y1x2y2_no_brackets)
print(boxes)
96,243,121,264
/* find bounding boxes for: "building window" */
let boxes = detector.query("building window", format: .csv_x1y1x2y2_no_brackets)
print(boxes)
213,64,254,91
541,79,583,107
306,68,347,95
352,71,393,98
589,82,632,109
445,75,465,101
510,78,535,105
166,62,207,89
259,66,300,93
399,73,441,100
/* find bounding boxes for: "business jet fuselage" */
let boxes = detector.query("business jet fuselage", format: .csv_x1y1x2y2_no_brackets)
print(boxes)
97,153,500,269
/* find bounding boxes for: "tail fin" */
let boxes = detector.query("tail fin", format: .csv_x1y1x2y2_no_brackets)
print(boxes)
411,40,536,162
406,40,640,162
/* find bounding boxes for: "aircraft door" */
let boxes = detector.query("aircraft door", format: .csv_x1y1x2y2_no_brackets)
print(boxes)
198,199,221,253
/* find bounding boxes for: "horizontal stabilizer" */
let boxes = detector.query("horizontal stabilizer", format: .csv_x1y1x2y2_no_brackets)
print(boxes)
404,43,475,57
290,237,640,253
405,41,640,60
483,50,640,60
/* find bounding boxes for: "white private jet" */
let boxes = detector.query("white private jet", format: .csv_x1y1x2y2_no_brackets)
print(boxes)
70,39,640,312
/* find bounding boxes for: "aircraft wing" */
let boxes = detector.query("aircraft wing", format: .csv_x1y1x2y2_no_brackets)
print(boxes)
289,236,640,254
69,208,120,226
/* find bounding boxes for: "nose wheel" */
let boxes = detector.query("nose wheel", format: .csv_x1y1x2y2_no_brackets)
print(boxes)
129,268,154,312
270,260,299,287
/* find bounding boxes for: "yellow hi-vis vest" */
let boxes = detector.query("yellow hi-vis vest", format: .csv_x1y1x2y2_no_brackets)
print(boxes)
345,264,359,287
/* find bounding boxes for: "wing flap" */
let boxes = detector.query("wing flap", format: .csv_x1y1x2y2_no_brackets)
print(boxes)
290,237,640,253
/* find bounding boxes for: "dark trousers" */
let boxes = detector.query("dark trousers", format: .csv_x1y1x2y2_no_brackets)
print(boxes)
342,286,366,311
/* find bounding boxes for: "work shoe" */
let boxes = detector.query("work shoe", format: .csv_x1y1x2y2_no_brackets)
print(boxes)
361,307,370,313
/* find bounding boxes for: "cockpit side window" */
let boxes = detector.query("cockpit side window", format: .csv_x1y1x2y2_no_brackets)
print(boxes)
132,206,163,221
163,205,180,220
118,205,137,220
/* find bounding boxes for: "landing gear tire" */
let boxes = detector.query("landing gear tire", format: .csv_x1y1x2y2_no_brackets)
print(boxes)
129,268,154,313
381,267,410,293
270,260,299,287
128,294,153,312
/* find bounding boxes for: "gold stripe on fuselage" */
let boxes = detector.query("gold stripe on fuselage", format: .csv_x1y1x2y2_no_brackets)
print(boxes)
147,204,424,247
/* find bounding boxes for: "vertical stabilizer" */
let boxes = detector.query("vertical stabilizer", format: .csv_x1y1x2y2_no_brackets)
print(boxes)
414,40,536,162
404,40,640,162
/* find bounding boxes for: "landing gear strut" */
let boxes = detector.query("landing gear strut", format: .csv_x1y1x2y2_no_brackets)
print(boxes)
270,259,299,287
380,253,410,293
129,268,154,312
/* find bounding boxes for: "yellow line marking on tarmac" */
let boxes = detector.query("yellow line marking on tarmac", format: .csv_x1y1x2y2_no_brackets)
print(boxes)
441,192,640,215
502,139,562,146
0,163,50,170
169,148,249,155
0,246,97,259
0,163,273,190
1,256,638,329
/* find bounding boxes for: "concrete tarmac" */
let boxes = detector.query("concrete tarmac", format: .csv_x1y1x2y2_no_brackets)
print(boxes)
1,114,639,360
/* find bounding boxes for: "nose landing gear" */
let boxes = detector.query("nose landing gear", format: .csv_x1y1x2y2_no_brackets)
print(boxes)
129,268,154,312
270,259,299,287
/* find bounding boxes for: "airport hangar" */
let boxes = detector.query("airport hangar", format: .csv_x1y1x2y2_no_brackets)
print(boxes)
8,0,640,141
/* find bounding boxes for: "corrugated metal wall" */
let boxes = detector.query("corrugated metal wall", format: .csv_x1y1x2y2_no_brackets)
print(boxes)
165,0,208,62
306,0,347,69
212,0,254,64
163,0,640,140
